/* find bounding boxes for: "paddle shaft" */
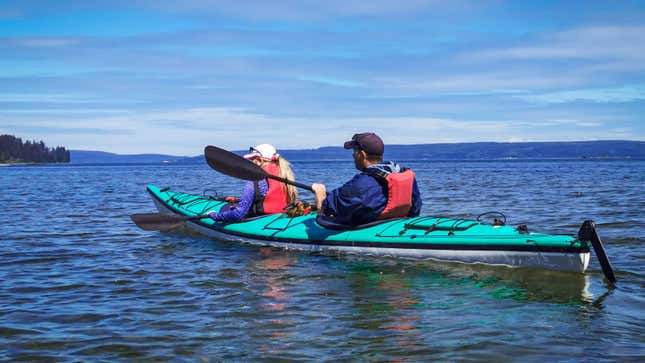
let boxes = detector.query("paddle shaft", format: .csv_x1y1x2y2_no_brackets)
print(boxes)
265,174,314,192
183,215,210,222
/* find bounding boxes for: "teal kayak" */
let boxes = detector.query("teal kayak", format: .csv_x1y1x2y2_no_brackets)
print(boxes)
145,185,594,272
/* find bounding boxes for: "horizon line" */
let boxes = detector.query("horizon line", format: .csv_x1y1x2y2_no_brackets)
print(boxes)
70,139,644,157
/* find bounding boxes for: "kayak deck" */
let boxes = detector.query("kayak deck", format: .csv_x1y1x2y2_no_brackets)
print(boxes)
146,185,590,272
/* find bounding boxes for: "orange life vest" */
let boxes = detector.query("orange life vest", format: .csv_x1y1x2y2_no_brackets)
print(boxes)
377,169,416,220
252,163,289,215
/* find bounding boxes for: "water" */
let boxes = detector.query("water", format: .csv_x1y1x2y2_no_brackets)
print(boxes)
1,160,644,361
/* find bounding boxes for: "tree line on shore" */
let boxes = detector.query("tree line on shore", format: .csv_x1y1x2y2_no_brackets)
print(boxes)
0,134,70,163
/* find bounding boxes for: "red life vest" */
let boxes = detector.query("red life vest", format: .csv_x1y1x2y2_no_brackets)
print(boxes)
252,163,289,215
377,169,416,220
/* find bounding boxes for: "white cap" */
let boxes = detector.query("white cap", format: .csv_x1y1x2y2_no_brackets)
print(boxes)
243,143,279,161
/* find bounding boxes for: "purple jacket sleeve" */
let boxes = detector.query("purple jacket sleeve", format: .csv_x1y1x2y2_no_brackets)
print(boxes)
209,180,263,222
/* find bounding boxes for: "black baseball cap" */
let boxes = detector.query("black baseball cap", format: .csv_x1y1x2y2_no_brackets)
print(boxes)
343,132,384,156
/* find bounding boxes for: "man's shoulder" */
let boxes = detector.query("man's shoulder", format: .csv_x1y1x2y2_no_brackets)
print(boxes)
349,172,382,186
338,173,381,195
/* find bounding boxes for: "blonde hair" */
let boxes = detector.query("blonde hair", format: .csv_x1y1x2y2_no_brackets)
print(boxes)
276,157,298,203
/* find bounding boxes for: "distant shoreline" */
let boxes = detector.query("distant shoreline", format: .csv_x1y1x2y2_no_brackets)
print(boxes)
0,162,35,167
69,140,645,164
3,157,643,167
0,162,67,167
65,156,645,165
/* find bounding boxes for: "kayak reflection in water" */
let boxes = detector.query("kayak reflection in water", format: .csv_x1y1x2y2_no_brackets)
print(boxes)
311,132,422,227
208,144,298,222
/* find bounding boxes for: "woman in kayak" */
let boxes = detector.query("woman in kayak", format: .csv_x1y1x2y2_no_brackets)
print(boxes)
208,144,297,222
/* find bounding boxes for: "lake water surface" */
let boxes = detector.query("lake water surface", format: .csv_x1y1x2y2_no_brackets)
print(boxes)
1,160,644,361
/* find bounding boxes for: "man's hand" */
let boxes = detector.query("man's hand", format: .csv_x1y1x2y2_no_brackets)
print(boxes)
311,183,327,211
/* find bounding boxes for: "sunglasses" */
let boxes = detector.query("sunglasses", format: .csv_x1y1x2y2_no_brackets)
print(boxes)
246,147,262,160
248,147,277,161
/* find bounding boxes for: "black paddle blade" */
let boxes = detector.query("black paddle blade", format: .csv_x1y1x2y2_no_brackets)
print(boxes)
204,145,267,181
204,145,314,192
130,213,191,231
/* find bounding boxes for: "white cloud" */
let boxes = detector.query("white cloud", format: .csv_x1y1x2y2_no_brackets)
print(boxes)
2,106,641,154
513,119,603,128
17,37,80,47
136,0,480,21
370,25,645,99
469,25,645,65
2,8,643,152
297,75,364,88
1,108,133,115
514,85,645,104
5,106,630,154
371,71,582,96
0,92,105,103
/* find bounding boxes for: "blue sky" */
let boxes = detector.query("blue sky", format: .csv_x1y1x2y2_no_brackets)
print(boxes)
1,0,644,155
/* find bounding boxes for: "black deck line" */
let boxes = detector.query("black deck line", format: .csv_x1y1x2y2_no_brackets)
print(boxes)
147,187,590,254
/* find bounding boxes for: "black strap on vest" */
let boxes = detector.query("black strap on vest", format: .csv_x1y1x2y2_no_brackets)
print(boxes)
250,180,265,216
364,166,410,180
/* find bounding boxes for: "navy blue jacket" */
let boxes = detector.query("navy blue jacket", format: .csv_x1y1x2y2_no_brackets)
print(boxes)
321,163,422,226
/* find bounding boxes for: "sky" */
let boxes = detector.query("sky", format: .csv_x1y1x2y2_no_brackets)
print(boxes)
1,0,644,156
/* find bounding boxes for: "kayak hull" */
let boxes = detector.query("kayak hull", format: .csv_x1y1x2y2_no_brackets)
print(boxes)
147,185,590,272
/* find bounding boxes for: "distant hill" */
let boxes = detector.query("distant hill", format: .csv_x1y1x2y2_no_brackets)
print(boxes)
70,150,186,164
374,140,645,161
71,140,644,164
180,140,645,162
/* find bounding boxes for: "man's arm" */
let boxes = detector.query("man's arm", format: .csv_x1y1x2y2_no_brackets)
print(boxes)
408,178,422,217
321,175,385,225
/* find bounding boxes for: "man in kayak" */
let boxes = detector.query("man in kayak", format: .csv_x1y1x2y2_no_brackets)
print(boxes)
311,132,422,226
208,144,298,222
